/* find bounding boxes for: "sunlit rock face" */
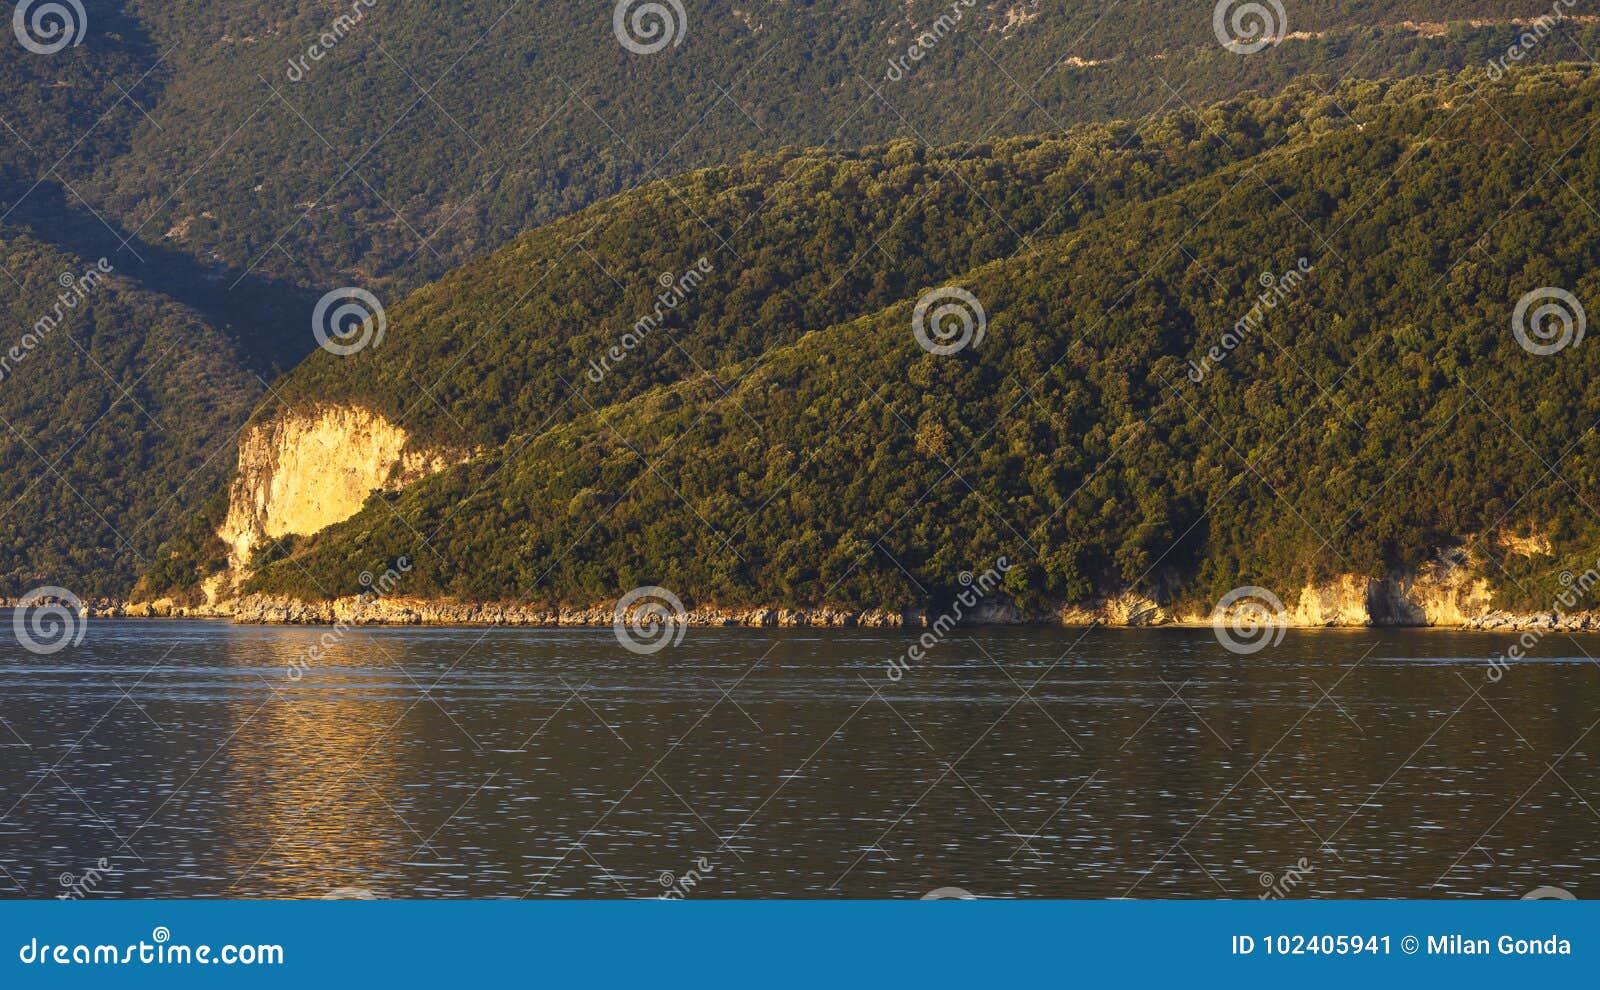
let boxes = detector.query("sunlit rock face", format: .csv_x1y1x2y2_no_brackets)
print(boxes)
213,405,461,596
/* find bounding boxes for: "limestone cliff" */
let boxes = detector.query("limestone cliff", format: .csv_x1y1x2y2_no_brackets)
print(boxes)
212,405,467,597
1287,576,1374,626
1182,565,1494,630
1369,563,1494,627
1059,593,1168,626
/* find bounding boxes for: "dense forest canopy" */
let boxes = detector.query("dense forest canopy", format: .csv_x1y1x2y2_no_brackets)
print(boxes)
0,231,259,594
141,66,1600,618
45,0,1596,293
3,1,1597,598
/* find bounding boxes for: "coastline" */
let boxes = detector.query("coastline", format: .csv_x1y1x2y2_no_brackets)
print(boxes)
66,593,1600,633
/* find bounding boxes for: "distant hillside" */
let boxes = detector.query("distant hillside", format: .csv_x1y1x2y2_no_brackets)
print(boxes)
12,1,1594,294
150,67,1600,618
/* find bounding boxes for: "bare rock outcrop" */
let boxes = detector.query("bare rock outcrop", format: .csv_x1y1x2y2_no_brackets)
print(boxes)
210,405,472,600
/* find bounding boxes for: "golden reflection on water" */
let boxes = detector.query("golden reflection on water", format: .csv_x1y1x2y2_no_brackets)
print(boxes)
215,627,415,899
75,625,1593,898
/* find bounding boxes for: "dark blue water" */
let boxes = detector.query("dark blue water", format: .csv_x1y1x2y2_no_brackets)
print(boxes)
0,618,1596,899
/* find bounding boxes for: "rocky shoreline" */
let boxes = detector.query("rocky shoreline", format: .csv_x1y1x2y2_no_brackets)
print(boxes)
61,592,1600,633
107,595,944,628
91,397,1591,636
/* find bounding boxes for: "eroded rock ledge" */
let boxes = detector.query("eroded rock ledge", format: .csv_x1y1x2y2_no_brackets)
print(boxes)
106,584,1600,632
105,532,1588,631
116,595,933,628
212,404,472,592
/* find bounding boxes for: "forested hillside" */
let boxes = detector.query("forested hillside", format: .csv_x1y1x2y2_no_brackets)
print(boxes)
260,89,1340,449
4,1,1597,597
168,67,1600,617
72,0,1600,292
0,230,260,594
